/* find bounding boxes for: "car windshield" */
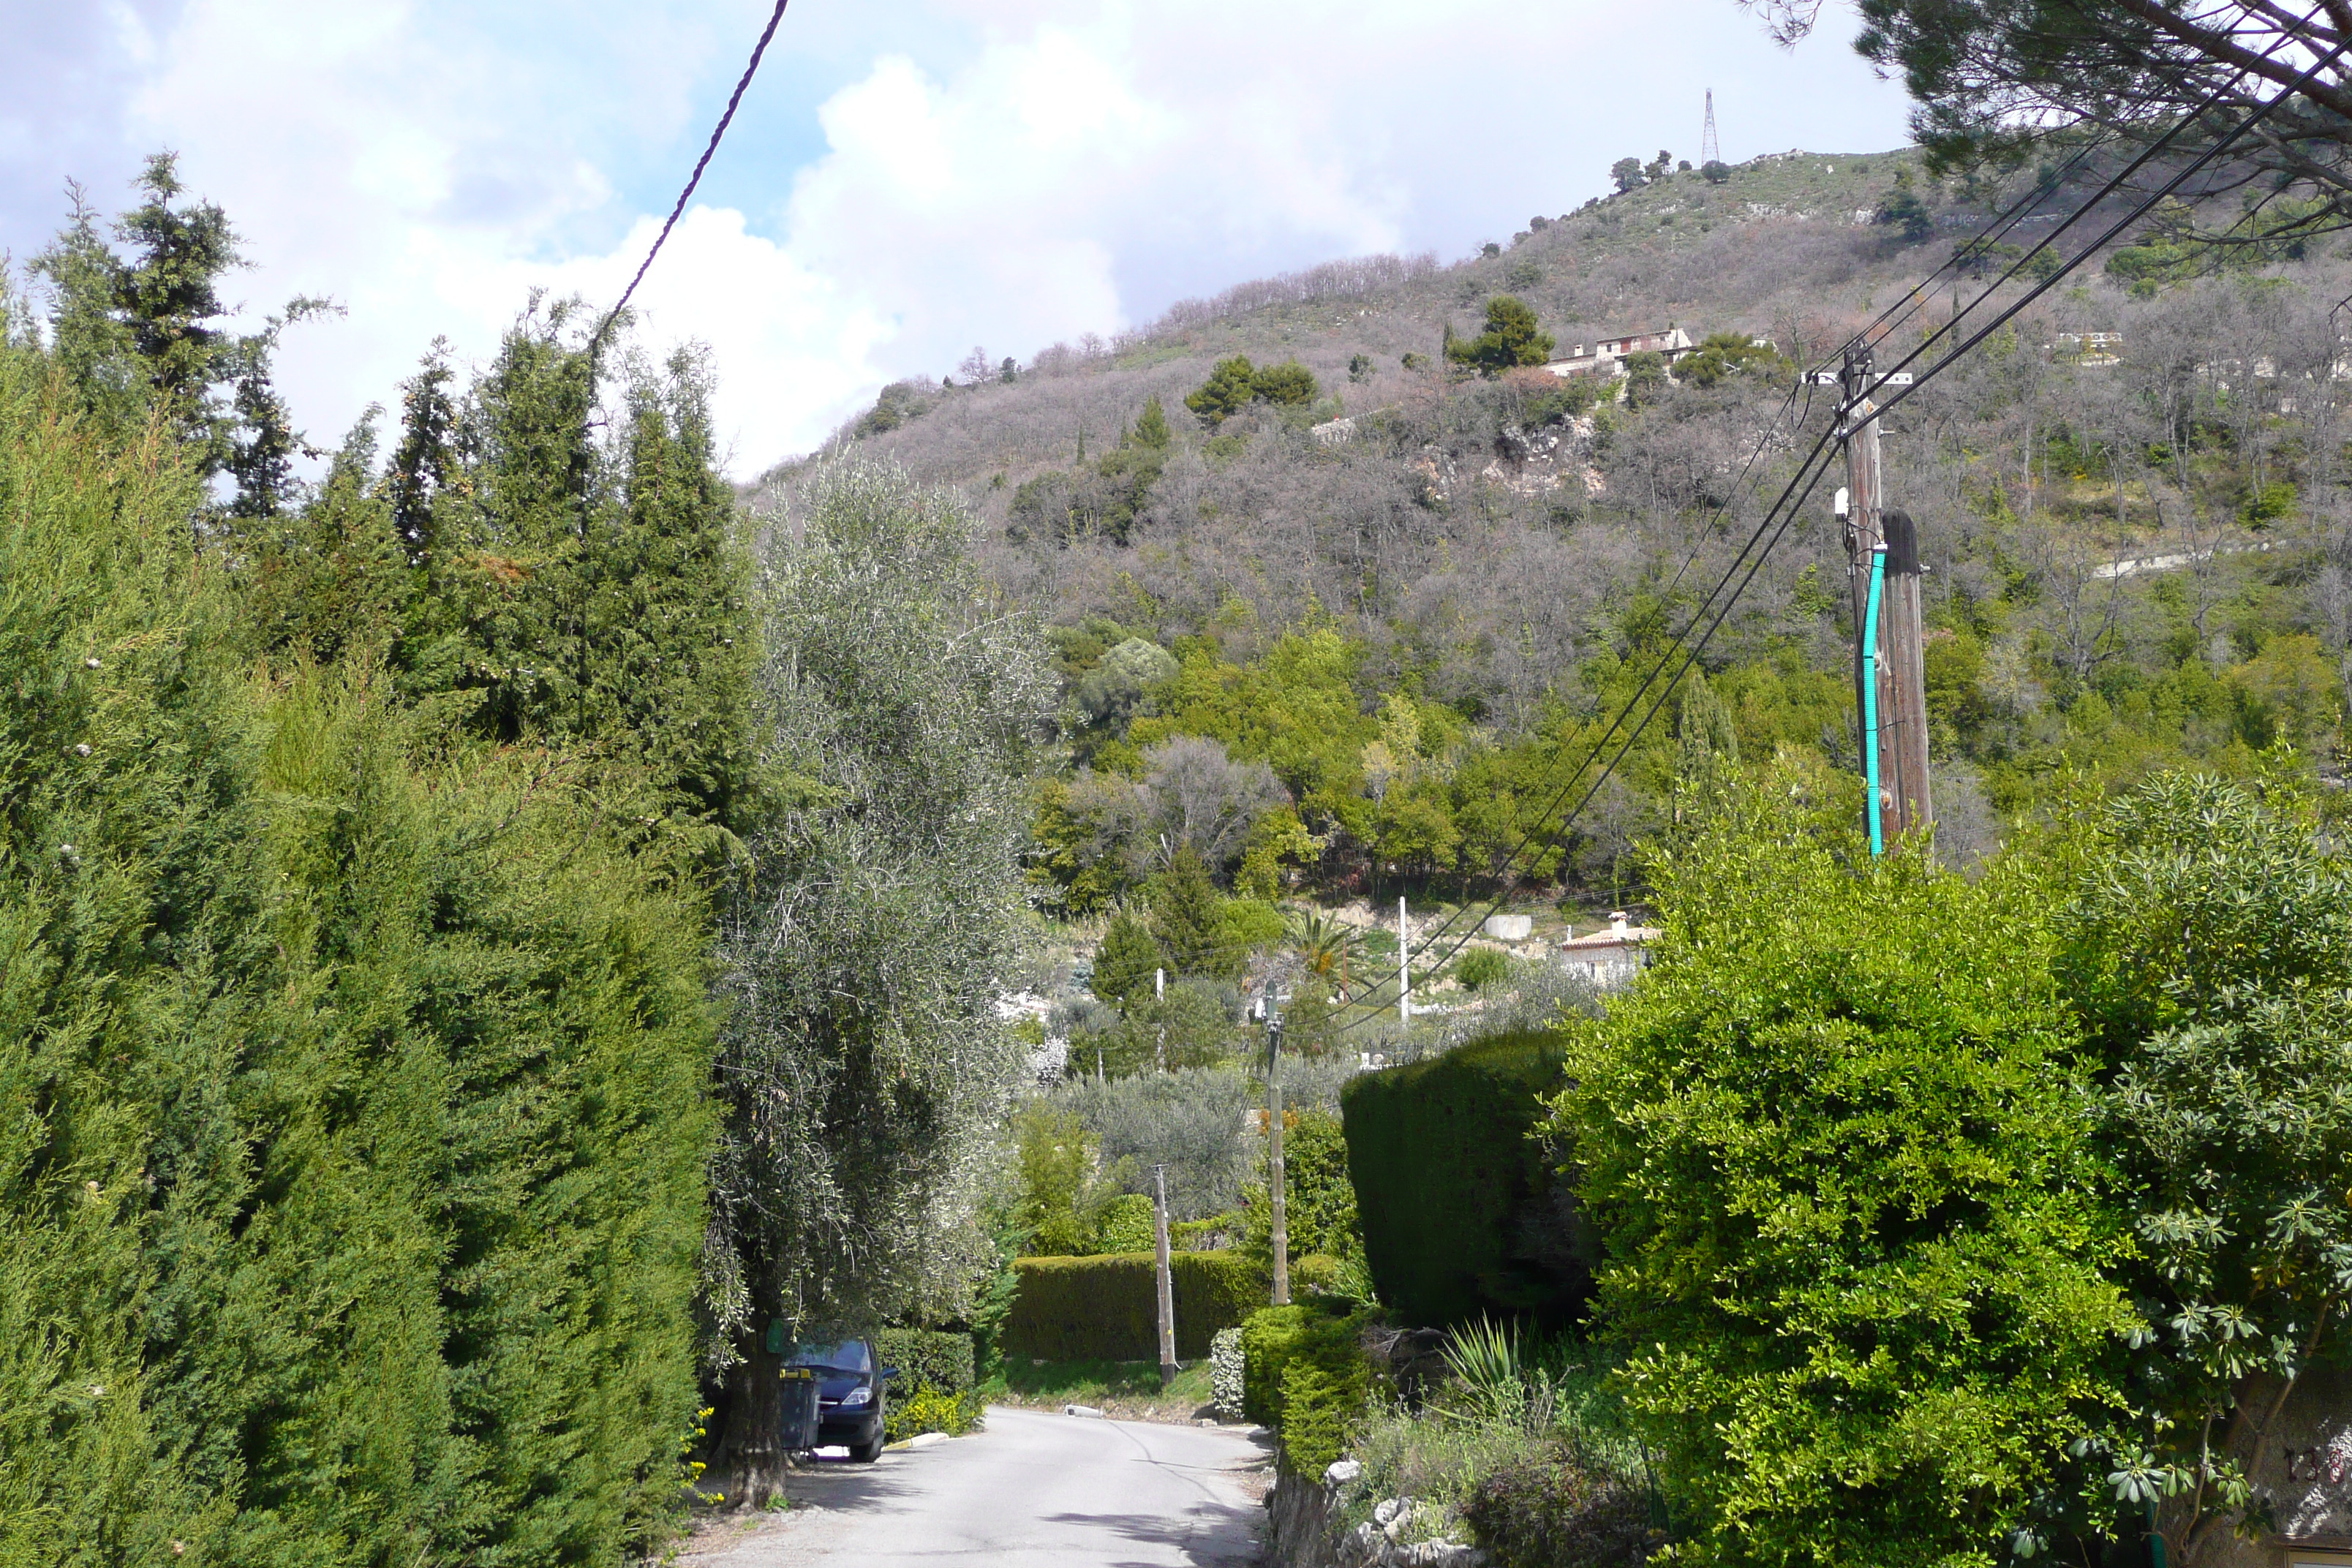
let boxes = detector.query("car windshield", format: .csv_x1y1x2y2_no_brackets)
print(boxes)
786,1340,870,1373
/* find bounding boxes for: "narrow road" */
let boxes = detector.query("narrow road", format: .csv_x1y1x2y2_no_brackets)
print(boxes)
685,1406,1270,1567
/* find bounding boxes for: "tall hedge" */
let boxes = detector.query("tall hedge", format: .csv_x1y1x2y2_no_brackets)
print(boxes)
1339,1031,1586,1327
0,347,717,1566
1001,1251,1289,1360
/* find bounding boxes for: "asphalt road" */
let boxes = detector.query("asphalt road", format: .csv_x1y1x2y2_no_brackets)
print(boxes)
685,1406,1269,1567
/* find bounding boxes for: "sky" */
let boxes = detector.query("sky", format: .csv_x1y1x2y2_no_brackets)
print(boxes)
2,0,1916,478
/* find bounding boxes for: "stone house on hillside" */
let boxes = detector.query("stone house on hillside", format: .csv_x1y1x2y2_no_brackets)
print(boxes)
1545,326,1697,380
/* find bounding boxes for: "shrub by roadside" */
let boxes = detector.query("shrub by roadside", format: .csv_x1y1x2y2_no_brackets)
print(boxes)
1003,1250,1335,1360
1460,1455,1652,1568
1241,1301,1371,1474
875,1330,981,1439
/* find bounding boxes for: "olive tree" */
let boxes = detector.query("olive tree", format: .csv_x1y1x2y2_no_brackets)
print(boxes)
705,461,1053,1477
2059,773,2352,1562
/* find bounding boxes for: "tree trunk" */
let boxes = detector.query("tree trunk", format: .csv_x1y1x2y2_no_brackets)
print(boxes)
715,1344,793,1509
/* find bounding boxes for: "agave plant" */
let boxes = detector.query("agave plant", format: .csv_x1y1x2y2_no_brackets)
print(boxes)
1441,1314,1531,1425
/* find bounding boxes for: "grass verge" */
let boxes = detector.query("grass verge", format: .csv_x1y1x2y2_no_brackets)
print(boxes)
982,1358,1221,1422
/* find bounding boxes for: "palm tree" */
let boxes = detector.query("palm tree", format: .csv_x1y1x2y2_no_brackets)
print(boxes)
1285,908,1365,1001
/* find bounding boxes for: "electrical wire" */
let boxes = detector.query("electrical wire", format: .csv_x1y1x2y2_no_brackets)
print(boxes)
590,0,793,353
1809,1,2322,386
1329,11,2349,1033
1865,23,2352,429
1829,3,2331,405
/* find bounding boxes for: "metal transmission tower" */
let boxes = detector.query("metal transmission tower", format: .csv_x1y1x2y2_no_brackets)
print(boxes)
1701,90,1720,167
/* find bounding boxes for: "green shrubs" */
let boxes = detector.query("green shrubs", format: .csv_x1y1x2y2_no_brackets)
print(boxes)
1240,1302,1370,1474
875,1331,981,1440
883,1385,977,1442
1549,786,2133,1566
1455,947,1511,990
1340,1032,1586,1326
1183,355,1322,427
1001,1251,1268,1360
1460,1457,1652,1568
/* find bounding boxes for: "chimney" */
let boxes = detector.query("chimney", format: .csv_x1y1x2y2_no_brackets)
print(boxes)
1610,911,1629,938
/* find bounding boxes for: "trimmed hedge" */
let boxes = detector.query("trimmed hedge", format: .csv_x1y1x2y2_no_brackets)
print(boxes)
1003,1251,1272,1360
1240,1302,1370,1474
873,1329,974,1396
1341,1030,1590,1327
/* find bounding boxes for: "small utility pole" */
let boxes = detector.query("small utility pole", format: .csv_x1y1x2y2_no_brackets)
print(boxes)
1397,899,1410,1028
1264,1004,1289,1306
1153,1164,1177,1390
1841,346,1931,844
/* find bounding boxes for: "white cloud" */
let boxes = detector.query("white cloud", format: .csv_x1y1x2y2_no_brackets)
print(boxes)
24,0,1915,478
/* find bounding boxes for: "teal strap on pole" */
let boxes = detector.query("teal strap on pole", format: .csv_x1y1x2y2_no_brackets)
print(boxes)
1862,545,1888,856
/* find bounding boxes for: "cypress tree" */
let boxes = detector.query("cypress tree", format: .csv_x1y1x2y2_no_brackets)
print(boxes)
1132,393,1171,450
1151,845,1237,980
0,261,717,1568
1093,911,1164,1009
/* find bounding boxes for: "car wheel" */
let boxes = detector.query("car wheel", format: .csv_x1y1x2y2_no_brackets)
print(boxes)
851,1431,883,1463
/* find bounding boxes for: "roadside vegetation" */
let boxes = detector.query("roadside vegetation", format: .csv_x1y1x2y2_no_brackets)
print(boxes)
15,7,2352,1558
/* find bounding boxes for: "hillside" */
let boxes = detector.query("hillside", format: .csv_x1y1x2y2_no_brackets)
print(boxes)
755,143,2352,908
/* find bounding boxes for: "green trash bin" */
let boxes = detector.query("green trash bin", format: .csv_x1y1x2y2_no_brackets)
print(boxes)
778,1365,820,1451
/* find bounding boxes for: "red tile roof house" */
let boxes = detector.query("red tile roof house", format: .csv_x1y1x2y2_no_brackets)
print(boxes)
1556,911,1662,989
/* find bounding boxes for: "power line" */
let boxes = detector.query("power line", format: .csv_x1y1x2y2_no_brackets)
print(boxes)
591,0,793,351
1334,16,2349,1034
1819,2,2326,393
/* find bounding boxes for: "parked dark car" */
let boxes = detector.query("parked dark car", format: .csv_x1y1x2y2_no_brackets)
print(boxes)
786,1338,899,1463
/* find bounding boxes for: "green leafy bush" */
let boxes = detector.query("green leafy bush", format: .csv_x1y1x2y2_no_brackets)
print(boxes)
1240,1302,1370,1473
1677,331,1790,389
883,1384,976,1442
875,1329,982,1439
1252,360,1319,407
1001,1251,1270,1360
1548,786,2133,1566
1210,1327,1247,1420
1460,1456,1652,1568
2055,774,2352,1531
1341,1032,1586,1327
1096,1193,1156,1254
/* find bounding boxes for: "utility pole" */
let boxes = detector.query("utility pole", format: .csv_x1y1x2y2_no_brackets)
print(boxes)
1839,345,1931,845
1264,1003,1289,1306
1397,898,1410,1029
1153,1164,1177,1390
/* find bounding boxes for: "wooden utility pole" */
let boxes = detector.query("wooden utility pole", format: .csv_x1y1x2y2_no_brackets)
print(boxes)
1881,506,1931,834
1153,1164,1177,1390
1842,347,1931,843
1265,1007,1289,1306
